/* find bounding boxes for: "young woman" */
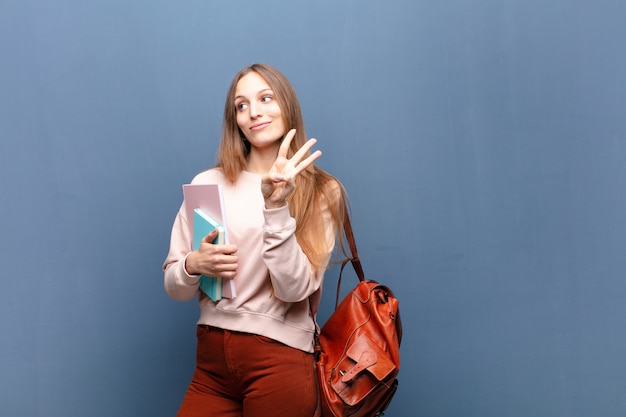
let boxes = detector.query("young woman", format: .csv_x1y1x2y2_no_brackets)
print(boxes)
163,63,346,417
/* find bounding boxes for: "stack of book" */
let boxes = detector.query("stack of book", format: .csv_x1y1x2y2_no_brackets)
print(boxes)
183,183,236,301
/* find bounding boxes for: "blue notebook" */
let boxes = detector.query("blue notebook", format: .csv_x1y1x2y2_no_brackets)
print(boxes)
193,208,225,301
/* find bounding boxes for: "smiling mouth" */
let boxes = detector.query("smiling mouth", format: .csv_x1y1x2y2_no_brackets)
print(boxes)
250,121,271,131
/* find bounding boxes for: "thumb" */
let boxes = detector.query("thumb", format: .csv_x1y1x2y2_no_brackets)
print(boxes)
202,228,219,244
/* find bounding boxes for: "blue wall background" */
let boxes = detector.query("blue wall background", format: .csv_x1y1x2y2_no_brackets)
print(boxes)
2,0,625,416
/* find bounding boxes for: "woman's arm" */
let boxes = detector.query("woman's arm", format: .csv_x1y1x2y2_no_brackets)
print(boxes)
262,184,339,302
163,208,202,302
259,130,342,302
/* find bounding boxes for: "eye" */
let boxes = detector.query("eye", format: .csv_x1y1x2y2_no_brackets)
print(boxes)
236,102,248,111
261,95,272,103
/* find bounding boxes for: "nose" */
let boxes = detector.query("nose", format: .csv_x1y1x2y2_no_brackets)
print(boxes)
248,101,262,119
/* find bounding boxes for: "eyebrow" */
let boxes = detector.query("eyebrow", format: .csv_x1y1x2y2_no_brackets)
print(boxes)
234,88,273,101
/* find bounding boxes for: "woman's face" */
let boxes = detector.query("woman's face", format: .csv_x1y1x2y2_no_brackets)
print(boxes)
234,71,286,151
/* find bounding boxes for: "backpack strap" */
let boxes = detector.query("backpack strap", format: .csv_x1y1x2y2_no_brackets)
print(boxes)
312,204,366,329
334,206,365,308
342,211,365,281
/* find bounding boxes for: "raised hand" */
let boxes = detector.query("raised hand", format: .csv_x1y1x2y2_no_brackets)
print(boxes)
261,129,322,209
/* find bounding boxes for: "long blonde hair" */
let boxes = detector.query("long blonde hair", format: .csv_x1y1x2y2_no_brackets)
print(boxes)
216,63,345,270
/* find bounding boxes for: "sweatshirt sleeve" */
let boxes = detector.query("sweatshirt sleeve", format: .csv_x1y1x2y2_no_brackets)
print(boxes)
163,206,201,302
262,192,337,303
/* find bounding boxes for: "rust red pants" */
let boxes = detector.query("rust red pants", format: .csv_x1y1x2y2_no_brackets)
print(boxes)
176,325,318,417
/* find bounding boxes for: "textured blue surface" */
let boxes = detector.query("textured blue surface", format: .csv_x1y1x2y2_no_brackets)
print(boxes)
1,0,625,415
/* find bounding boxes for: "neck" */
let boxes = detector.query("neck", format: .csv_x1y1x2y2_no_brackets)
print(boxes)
246,146,279,174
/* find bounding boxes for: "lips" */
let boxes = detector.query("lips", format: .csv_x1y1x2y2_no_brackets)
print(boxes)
250,121,271,131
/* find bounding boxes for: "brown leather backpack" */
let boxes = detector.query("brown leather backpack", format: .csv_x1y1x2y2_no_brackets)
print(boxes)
314,214,402,417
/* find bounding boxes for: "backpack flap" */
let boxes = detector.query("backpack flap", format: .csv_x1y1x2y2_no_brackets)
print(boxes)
331,333,397,406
